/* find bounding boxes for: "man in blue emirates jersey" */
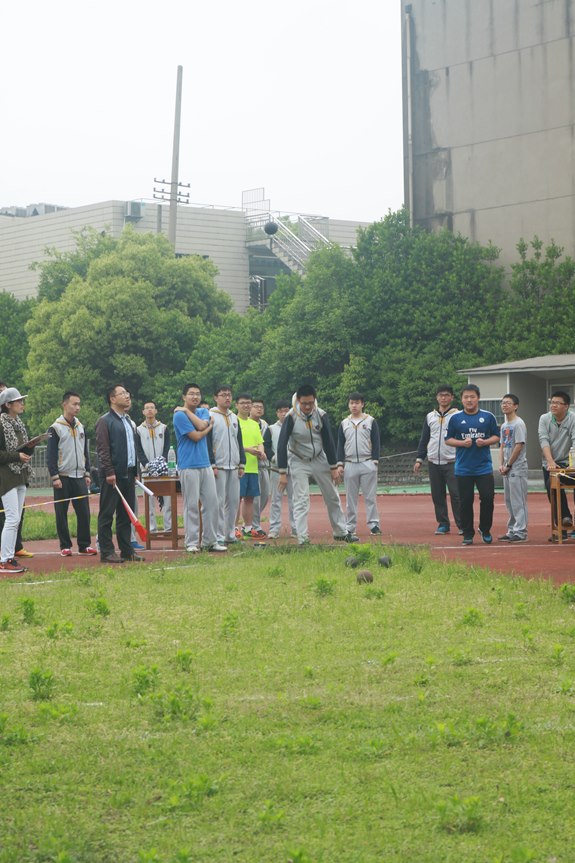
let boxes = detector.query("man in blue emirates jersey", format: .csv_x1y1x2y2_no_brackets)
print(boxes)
445,385,499,546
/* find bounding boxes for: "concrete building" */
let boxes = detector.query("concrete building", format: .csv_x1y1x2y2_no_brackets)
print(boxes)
462,353,575,470
0,197,367,311
401,0,575,264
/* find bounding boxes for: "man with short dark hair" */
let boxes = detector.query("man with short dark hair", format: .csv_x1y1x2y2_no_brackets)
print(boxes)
96,384,143,564
47,391,96,557
337,392,381,537
268,399,296,539
137,400,171,533
445,385,499,546
209,386,246,545
538,390,575,529
250,398,272,539
277,384,354,545
174,383,226,553
235,394,265,538
414,385,462,535
498,393,528,542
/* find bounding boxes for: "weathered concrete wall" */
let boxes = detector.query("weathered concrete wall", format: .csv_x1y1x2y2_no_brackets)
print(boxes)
402,0,575,263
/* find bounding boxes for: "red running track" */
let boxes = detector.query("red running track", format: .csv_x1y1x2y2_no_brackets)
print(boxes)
2,491,573,585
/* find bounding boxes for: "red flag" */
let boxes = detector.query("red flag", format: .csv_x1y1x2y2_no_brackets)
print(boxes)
114,484,148,541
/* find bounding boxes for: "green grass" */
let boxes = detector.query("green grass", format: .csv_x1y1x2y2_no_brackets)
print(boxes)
1,545,574,862
21,510,179,542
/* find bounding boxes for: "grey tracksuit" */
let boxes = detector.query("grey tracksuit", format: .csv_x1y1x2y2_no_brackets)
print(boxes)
209,408,245,543
268,420,295,537
337,414,381,533
137,421,171,531
277,403,347,543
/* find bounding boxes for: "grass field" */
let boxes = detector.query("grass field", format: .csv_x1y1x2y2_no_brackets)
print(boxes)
1,544,574,863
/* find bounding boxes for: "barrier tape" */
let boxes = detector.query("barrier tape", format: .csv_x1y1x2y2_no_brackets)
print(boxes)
0,494,92,515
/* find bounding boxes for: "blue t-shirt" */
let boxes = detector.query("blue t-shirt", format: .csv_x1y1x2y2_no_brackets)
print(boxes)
445,409,499,476
173,408,211,469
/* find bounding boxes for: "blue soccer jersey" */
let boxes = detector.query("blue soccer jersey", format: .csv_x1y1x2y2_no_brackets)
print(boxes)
445,409,499,476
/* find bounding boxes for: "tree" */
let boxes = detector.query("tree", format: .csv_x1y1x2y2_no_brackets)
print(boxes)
500,237,575,359
0,293,35,386
24,228,231,433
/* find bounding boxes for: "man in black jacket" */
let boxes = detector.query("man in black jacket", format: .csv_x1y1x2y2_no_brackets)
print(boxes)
95,384,144,564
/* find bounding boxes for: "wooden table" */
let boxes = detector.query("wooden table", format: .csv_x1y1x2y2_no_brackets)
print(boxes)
142,476,183,550
549,468,575,544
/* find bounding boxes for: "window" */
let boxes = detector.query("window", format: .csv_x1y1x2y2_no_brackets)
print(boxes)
479,399,504,425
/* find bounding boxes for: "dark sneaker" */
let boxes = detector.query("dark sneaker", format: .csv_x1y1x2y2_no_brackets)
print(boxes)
498,534,513,542
101,553,125,564
508,535,527,543
370,526,382,535
462,537,473,546
562,516,573,527
335,533,359,543
479,531,493,544
121,553,145,562
434,525,450,535
457,529,464,535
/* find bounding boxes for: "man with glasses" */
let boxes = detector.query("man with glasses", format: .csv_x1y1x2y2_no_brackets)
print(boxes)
498,394,528,542
174,384,226,553
413,385,462,535
209,386,246,545
538,391,575,531
235,394,265,538
277,384,355,546
95,384,142,564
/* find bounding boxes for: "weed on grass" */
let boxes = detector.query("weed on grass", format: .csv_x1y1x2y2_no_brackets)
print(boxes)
86,596,110,617
20,597,38,625
436,793,484,833
461,607,484,626
1,613,10,631
313,577,335,597
28,668,55,701
167,773,219,811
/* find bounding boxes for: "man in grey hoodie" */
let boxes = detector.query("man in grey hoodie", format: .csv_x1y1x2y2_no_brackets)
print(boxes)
276,383,355,545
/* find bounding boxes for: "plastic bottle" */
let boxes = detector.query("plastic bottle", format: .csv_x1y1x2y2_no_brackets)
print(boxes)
167,446,177,477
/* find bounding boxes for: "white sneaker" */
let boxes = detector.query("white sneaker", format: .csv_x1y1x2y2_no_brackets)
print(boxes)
206,543,228,552
186,545,200,553
268,532,279,539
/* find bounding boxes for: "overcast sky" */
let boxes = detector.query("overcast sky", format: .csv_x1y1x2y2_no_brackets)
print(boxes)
2,1,404,224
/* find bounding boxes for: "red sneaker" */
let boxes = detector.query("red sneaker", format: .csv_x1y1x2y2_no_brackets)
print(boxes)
79,547,97,555
60,548,73,557
0,559,25,574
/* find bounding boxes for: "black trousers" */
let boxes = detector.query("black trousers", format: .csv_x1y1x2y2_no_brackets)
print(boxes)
54,475,92,551
457,473,495,539
428,461,461,529
97,472,136,559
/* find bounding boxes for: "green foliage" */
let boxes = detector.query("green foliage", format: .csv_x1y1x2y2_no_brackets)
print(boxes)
0,292,35,385
501,237,575,358
24,226,231,433
29,668,55,701
436,793,484,833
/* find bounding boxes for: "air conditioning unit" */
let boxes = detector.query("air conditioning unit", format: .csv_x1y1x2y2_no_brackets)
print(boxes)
125,201,143,220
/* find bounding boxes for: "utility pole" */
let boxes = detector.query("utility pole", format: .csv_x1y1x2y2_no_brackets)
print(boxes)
153,65,190,248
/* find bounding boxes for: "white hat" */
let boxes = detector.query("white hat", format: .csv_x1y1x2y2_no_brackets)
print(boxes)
0,387,28,406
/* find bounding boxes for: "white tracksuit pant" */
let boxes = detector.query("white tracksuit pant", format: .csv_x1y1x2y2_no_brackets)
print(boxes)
214,468,240,544
179,467,219,548
268,470,296,537
289,452,347,543
343,461,380,533
252,466,270,531
503,471,528,539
